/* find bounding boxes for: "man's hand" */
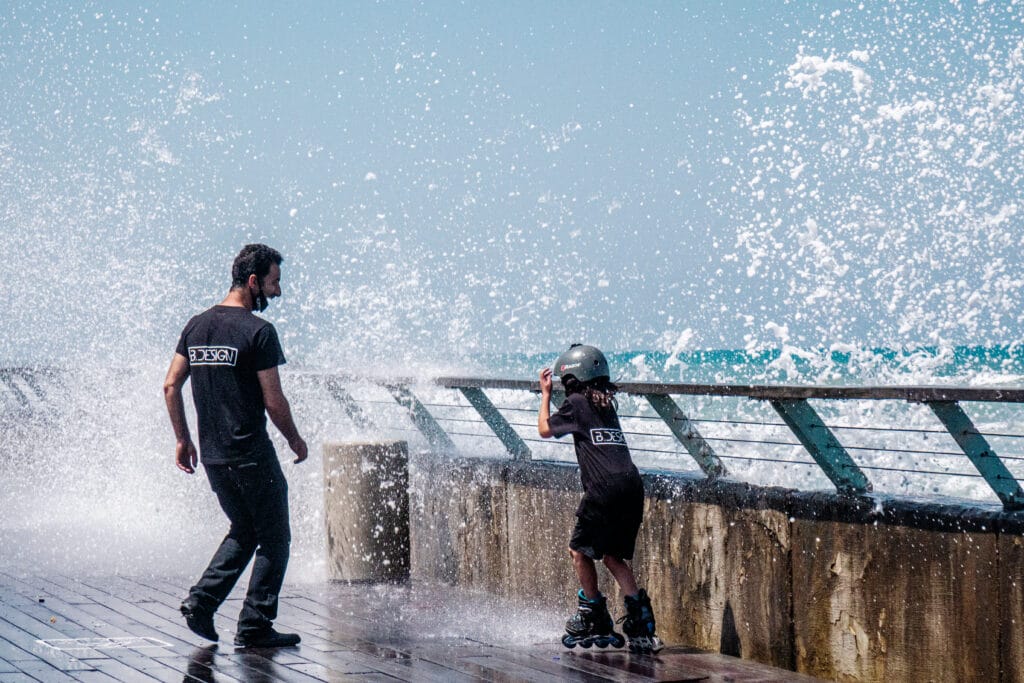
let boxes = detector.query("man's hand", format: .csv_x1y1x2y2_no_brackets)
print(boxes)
259,366,307,463
175,439,198,474
290,437,308,464
164,352,195,473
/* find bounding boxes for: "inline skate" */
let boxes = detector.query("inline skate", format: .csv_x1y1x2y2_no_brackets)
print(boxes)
620,589,663,653
561,590,625,649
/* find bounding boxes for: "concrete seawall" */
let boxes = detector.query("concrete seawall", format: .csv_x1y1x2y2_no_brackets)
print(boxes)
326,446,1024,682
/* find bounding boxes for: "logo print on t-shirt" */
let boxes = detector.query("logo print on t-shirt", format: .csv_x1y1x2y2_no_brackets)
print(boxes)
590,428,626,446
189,346,238,366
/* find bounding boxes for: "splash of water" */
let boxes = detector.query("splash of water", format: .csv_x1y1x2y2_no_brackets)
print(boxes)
2,2,1022,582
716,2,1024,364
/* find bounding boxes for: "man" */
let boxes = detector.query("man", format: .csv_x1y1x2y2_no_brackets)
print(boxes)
163,243,308,648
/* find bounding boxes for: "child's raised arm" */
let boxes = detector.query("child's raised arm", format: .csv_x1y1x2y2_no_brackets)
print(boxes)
537,368,554,438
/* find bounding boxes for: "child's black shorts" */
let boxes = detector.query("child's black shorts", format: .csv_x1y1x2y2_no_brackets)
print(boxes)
569,476,644,561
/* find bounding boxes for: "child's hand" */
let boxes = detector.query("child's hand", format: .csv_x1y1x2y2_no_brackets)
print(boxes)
539,368,553,395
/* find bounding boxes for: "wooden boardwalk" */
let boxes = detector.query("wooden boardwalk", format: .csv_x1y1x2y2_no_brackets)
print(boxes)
0,572,824,682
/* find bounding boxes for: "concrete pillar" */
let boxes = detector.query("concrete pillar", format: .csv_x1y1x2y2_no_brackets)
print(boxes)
323,441,410,582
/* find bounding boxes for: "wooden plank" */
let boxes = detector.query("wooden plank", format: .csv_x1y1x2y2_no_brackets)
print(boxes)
127,577,350,658
0,573,137,639
646,650,826,682
42,575,127,607
70,598,195,652
85,658,162,683
96,655,191,683
69,672,124,683
86,574,181,607
0,573,186,683
252,599,492,683
132,657,228,683
256,633,480,683
64,575,213,646
0,612,102,671
498,649,649,682
9,659,85,682
62,578,314,682
272,595,496,681
154,649,270,683
283,585,636,682
151,645,244,683
335,649,485,683
242,649,385,679
0,573,826,682
122,575,298,638
285,660,380,678
561,649,711,681
1,577,173,651
94,576,404,683
0,635,38,663
457,654,608,682
224,651,328,683
0,570,98,606
44,574,255,683
85,576,413,681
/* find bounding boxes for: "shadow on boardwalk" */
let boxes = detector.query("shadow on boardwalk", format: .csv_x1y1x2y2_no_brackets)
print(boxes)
0,572,824,682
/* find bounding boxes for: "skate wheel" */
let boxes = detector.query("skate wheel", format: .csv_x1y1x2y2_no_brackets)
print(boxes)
579,639,593,649
561,634,577,649
611,635,625,648
626,635,663,654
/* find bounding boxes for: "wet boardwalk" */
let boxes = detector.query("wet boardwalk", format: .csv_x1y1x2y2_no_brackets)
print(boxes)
0,572,823,682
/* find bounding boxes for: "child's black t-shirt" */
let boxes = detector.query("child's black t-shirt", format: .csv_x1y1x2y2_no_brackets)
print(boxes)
175,305,286,465
548,392,639,496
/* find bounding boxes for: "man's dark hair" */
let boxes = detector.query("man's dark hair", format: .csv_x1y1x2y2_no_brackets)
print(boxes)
232,244,283,287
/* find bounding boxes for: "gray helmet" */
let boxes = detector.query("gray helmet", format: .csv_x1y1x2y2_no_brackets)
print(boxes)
553,344,610,383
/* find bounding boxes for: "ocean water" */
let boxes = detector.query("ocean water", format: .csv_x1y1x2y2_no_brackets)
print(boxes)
478,343,1024,386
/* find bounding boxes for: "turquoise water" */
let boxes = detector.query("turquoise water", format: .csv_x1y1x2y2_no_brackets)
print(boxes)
481,344,1024,386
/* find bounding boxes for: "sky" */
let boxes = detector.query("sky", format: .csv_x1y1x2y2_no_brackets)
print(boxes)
1,0,1022,372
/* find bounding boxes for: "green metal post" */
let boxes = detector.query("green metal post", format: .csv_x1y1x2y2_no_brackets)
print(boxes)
458,387,531,461
645,394,726,478
0,372,29,408
386,384,457,452
14,369,45,401
322,376,375,430
927,400,1024,511
770,399,872,494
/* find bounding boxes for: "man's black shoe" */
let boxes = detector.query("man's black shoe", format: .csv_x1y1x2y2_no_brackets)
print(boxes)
180,604,219,642
234,629,301,648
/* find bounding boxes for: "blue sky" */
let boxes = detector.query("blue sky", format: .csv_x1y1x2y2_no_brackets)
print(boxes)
2,1,1022,370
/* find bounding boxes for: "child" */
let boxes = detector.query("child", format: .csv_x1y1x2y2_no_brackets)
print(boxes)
538,344,663,653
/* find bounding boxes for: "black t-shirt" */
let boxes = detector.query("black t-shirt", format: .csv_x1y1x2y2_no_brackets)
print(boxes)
548,392,640,497
175,305,286,465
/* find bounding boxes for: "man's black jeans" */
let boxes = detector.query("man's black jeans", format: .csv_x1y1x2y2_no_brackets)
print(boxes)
185,457,290,636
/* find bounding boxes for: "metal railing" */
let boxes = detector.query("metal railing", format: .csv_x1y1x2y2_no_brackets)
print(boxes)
0,367,58,418
4,366,1022,511
296,373,1024,511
